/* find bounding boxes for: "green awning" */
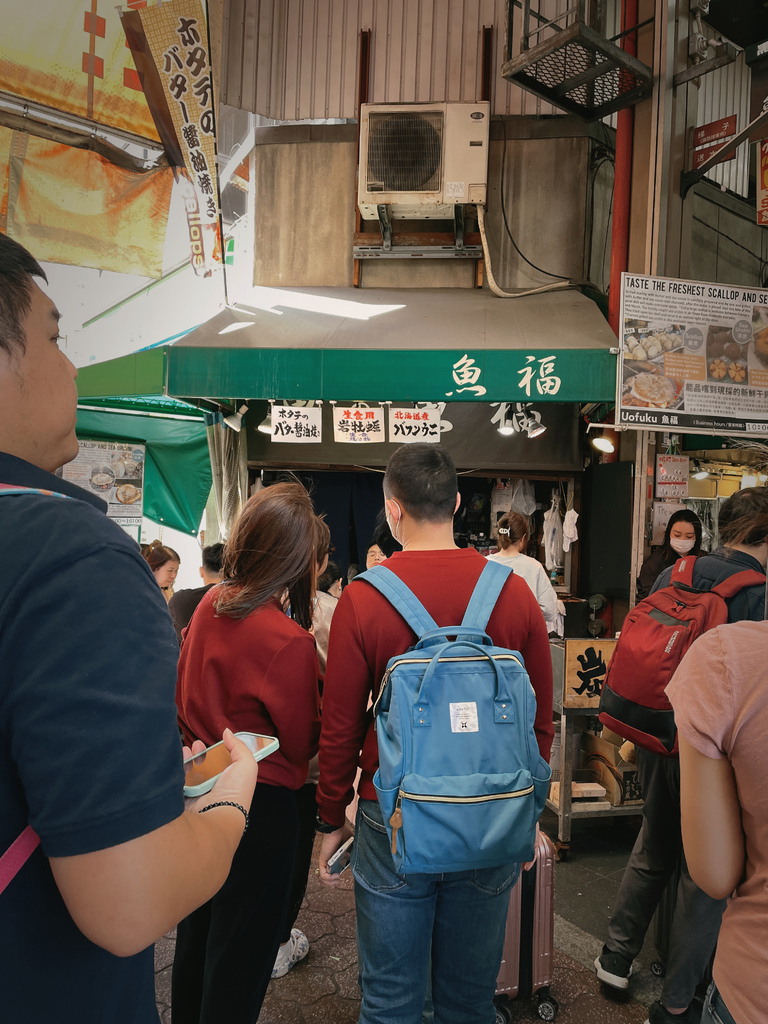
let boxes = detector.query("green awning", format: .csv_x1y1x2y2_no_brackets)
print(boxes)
75,404,211,536
76,287,618,404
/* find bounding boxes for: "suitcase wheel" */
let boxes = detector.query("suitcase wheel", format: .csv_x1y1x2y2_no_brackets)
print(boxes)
494,1003,512,1024
651,960,666,978
537,990,559,1021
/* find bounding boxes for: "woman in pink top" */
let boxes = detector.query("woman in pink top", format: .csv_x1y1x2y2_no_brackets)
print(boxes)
667,617,768,1024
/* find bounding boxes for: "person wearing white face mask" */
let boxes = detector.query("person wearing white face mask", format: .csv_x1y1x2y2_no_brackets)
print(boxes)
636,509,703,601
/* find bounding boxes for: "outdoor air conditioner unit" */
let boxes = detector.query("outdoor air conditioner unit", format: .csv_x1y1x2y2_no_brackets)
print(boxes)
358,101,490,220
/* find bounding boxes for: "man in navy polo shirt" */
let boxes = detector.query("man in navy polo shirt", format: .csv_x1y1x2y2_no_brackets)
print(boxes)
0,232,258,1023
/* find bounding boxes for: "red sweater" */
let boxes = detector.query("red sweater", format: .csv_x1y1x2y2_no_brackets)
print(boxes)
176,589,321,790
317,548,554,826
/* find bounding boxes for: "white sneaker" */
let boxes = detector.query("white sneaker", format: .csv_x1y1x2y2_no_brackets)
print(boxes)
271,928,309,979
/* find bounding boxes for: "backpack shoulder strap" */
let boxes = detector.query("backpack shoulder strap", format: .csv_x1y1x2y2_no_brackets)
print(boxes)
461,560,513,632
357,566,438,638
0,484,72,500
669,555,696,589
711,569,767,600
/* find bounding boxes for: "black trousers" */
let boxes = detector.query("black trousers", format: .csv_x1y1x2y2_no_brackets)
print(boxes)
171,784,299,1024
606,749,726,1008
280,782,318,944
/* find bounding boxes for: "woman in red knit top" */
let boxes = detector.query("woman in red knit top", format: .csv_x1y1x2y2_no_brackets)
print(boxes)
172,483,322,1024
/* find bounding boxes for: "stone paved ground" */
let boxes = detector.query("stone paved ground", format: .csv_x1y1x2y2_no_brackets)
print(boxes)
155,838,651,1024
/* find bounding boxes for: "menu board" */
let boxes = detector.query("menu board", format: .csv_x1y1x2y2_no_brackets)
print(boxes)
60,440,145,535
617,273,768,435
655,455,689,499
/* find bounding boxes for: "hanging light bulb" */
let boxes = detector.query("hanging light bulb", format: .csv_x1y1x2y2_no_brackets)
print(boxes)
525,415,547,439
224,403,249,431
497,409,515,436
591,429,615,453
258,400,274,434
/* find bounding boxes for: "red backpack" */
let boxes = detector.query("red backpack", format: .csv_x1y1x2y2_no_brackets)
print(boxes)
598,555,766,756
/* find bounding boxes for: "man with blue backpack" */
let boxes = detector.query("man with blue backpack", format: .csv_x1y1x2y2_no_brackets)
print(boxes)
317,443,553,1024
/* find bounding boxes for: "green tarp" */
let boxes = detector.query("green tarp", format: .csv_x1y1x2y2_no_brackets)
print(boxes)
76,405,211,536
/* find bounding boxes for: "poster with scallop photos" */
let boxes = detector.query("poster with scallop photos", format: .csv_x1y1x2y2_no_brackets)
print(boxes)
59,439,145,539
618,273,768,436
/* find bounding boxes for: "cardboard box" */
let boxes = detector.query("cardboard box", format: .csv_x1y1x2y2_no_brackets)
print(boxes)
550,638,618,708
581,732,643,806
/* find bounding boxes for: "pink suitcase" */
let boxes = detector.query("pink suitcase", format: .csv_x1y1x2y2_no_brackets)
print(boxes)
494,830,558,1022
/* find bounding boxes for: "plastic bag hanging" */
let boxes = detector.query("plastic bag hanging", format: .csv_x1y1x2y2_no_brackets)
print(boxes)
541,495,563,571
511,479,536,516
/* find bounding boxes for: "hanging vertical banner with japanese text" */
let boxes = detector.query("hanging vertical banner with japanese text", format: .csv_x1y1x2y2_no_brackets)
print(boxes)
333,407,386,444
388,406,440,443
617,273,768,435
121,0,221,276
758,140,768,226
271,404,322,443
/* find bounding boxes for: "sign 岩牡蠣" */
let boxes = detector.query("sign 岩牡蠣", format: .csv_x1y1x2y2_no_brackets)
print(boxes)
333,407,385,444
617,273,768,436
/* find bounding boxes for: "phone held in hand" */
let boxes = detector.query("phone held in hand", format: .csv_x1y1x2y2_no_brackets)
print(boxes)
327,836,354,875
183,732,279,797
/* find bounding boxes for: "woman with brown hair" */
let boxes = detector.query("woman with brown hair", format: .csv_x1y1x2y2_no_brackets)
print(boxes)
487,510,558,630
141,540,180,603
172,482,322,1024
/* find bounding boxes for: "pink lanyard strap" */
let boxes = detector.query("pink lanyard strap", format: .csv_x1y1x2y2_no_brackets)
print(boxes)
0,826,40,894
0,483,69,890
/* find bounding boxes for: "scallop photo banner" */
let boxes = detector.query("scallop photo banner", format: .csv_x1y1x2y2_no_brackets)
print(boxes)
617,273,768,437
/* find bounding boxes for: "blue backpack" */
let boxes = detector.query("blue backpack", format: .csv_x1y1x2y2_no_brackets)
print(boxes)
360,561,551,874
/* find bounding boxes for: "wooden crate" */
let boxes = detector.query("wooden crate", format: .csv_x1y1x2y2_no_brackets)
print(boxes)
581,733,643,806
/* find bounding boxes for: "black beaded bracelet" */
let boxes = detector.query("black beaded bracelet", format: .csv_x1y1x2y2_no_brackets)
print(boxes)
198,800,249,836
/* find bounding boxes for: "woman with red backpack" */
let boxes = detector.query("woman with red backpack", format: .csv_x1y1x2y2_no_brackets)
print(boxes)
594,487,767,1024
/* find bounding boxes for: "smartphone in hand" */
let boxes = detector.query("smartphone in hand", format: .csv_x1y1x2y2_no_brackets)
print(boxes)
327,836,354,875
183,732,279,797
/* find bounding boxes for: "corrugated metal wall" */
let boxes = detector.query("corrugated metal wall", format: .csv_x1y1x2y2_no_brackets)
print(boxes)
221,0,621,120
695,21,751,198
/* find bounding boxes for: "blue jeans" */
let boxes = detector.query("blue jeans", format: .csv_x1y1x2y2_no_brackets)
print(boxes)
352,798,520,1024
700,982,737,1024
